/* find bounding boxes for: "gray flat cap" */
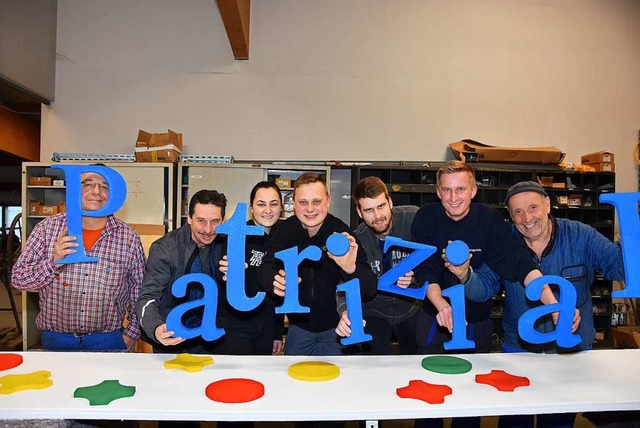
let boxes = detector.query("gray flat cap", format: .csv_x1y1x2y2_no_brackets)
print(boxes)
504,181,549,205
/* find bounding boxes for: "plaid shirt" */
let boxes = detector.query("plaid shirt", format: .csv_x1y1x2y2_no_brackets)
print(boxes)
12,213,145,340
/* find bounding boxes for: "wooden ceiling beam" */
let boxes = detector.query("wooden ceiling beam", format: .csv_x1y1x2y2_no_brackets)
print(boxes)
216,0,251,60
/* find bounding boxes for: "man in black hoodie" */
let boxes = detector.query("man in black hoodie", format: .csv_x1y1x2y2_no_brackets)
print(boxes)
258,173,377,356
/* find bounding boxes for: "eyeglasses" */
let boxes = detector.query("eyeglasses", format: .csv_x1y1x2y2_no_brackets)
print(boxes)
81,181,109,192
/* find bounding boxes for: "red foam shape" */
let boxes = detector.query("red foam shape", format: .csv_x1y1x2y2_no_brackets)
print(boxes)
475,369,530,392
0,354,23,371
206,378,265,403
396,379,452,404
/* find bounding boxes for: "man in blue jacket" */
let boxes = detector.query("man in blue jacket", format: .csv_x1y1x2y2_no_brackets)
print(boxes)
465,180,625,428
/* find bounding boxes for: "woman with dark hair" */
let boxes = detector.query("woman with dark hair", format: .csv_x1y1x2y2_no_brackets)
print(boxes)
216,181,285,355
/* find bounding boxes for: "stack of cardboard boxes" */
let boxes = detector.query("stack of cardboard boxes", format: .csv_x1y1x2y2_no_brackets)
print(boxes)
29,176,66,216
581,151,615,172
134,129,183,163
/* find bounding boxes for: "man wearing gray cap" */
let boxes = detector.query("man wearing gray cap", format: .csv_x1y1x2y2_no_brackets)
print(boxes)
465,180,625,428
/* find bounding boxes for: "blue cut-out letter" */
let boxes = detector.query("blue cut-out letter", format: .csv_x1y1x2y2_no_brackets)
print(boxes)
337,279,372,346
166,273,225,341
442,284,474,350
52,164,127,265
214,203,266,311
274,246,322,314
378,236,436,300
518,275,580,348
599,192,640,298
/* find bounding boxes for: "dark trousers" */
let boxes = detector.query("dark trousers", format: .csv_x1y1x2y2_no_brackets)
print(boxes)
216,309,276,355
360,312,418,355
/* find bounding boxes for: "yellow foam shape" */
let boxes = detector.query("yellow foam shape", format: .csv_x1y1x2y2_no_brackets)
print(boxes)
0,370,53,395
164,353,214,373
288,361,340,382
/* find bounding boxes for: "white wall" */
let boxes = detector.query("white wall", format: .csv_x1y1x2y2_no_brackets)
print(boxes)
43,0,640,190
0,0,57,100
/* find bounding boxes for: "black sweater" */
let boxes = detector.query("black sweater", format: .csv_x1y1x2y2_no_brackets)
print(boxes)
258,214,377,332
411,202,537,323
216,221,284,339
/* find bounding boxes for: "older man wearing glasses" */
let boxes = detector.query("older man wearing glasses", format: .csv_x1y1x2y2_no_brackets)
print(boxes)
12,169,145,351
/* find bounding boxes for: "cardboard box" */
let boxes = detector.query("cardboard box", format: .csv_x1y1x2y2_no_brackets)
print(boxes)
567,194,582,206
449,140,565,164
581,151,614,165
537,176,565,188
36,205,58,216
275,178,293,189
538,176,554,187
57,201,66,213
134,129,183,163
612,326,640,349
588,162,615,172
29,200,43,215
53,179,65,186
29,176,53,186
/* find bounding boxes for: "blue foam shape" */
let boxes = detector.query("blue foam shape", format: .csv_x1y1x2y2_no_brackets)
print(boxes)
326,233,350,257
337,279,372,346
378,236,435,300
599,192,640,298
166,273,225,342
518,274,581,348
442,284,475,350
214,203,265,311
274,245,322,314
445,240,469,266
51,165,127,265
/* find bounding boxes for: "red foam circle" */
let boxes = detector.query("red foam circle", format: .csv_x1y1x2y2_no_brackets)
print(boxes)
0,353,23,371
205,378,265,403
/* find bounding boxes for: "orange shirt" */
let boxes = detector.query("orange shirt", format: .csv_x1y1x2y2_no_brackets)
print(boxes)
83,228,104,251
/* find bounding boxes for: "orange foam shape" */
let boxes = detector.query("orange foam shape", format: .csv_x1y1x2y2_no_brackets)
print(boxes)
0,354,23,371
206,378,265,403
396,380,452,404
475,369,530,392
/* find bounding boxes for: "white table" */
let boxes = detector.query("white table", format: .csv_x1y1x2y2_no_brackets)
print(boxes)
1,349,639,421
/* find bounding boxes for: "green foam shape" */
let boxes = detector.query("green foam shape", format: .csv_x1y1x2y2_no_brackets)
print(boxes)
421,355,472,374
74,379,136,406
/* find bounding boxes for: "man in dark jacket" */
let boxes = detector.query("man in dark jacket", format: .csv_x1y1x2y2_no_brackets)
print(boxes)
136,189,227,354
258,173,377,356
336,176,420,355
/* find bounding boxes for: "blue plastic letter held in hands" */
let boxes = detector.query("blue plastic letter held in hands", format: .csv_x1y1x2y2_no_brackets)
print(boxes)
166,273,225,342
378,236,436,300
52,164,127,264
518,275,581,348
442,284,474,350
214,203,266,311
337,279,372,346
599,192,640,298
274,246,322,314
